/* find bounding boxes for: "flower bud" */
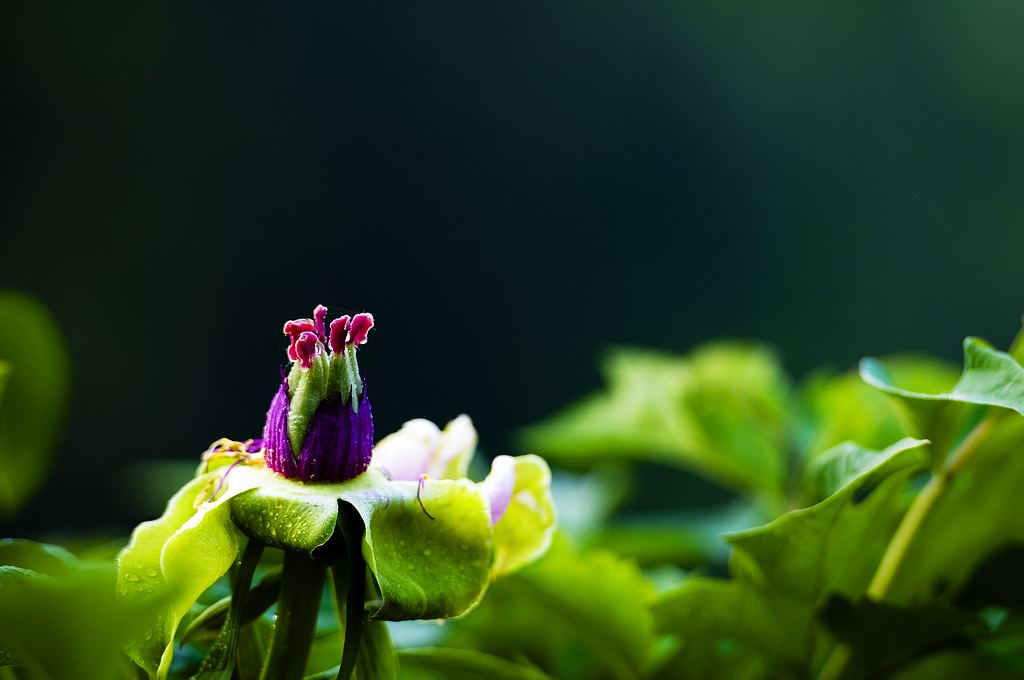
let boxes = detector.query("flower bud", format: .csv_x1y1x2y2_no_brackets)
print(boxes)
263,307,375,482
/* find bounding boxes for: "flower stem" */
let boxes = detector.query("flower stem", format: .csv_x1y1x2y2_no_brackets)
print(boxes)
334,503,368,680
260,550,327,680
868,416,994,599
817,415,997,680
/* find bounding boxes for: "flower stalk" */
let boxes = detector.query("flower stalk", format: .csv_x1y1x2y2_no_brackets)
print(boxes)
259,551,328,680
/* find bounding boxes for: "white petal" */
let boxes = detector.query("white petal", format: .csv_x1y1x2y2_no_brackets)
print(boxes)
480,455,516,525
370,418,442,481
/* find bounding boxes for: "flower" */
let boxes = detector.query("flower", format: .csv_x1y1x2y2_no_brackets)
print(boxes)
263,305,375,483
118,307,558,680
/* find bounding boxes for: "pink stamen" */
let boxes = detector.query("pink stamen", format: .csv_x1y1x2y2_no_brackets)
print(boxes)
329,315,352,354
313,305,329,342
207,460,242,503
347,313,375,346
283,318,315,361
294,331,321,369
417,474,436,520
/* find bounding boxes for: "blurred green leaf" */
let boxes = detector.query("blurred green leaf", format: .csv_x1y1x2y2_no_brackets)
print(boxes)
804,437,928,501
522,343,790,501
589,502,761,569
397,647,553,680
860,338,1024,458
0,545,149,679
890,650,1024,680
654,440,923,676
954,545,1024,610
448,535,655,680
651,577,782,680
797,357,956,458
818,595,979,678
872,417,1024,604
0,537,79,576
0,291,70,520
729,473,912,607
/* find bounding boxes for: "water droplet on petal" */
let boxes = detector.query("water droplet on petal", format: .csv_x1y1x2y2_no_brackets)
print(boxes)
124,573,140,582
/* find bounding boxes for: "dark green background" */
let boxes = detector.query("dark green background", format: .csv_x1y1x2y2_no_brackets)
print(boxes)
3,2,1023,533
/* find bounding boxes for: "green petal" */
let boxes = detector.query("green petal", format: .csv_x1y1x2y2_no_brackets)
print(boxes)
227,466,495,620
490,455,557,578
117,469,262,678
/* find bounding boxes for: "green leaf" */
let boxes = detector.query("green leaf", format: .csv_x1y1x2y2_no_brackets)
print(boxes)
654,441,924,676
804,437,928,501
490,455,557,578
0,556,152,679
521,343,790,500
860,338,1024,457
397,648,553,680
227,466,494,621
872,418,1024,603
0,291,70,519
117,470,262,678
447,535,655,680
588,502,761,569
0,538,79,576
818,595,979,678
797,358,956,458
954,545,1024,610
728,467,916,610
651,577,789,679
890,650,1024,680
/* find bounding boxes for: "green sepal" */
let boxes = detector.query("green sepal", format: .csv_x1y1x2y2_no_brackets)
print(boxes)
329,348,363,408
287,351,331,458
227,466,495,620
116,470,264,679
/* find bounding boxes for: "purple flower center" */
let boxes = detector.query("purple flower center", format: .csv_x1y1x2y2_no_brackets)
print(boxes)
265,304,377,483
